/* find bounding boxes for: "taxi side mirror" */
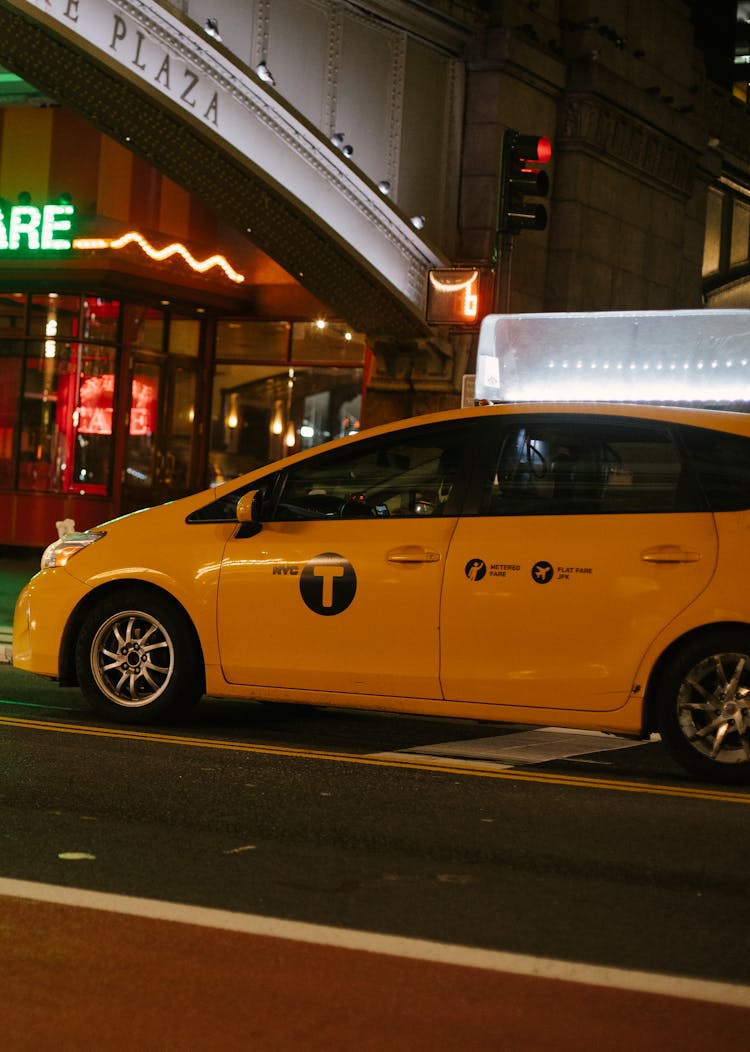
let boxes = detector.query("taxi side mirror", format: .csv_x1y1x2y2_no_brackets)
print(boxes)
236,489,262,523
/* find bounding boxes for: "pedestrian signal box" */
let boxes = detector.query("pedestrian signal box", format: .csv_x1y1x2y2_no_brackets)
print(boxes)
426,267,489,325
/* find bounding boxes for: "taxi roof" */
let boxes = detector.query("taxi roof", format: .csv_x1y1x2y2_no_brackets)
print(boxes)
463,400,750,432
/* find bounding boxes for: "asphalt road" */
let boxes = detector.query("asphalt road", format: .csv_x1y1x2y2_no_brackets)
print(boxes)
2,663,750,1048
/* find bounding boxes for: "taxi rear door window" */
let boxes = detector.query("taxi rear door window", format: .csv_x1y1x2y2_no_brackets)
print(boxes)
477,417,702,516
678,425,750,511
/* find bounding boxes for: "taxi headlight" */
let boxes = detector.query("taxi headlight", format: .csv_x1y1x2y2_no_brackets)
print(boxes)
41,531,106,570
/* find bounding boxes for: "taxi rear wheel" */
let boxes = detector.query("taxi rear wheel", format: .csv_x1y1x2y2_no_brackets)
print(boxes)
75,589,203,723
656,630,750,784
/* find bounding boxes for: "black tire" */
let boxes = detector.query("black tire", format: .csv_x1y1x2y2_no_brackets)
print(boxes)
75,588,204,724
656,629,750,784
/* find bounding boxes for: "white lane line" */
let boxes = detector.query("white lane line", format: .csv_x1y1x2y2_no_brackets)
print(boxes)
2,876,749,1008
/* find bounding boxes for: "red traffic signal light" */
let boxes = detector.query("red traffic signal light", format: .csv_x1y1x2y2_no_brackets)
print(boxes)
499,130,553,235
519,135,552,165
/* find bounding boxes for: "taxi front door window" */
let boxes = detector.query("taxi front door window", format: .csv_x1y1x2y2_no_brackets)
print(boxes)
272,422,473,522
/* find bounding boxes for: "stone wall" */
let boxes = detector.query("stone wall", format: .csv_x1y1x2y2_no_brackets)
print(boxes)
367,0,750,420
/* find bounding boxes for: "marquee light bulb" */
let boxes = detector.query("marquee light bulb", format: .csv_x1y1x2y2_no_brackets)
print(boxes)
73,231,245,283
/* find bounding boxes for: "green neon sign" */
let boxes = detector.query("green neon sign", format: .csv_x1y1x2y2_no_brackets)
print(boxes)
0,202,76,252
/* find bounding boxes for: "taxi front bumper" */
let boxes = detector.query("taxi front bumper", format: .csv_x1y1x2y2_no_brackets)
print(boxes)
13,569,90,679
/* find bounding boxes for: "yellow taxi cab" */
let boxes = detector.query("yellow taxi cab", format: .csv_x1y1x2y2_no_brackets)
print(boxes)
12,400,750,784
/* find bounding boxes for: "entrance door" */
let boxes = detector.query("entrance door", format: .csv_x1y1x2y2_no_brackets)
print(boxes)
160,359,199,496
122,357,161,508
122,355,199,510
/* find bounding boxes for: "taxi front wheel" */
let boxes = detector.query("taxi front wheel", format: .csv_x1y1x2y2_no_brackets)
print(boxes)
75,589,204,723
656,630,750,784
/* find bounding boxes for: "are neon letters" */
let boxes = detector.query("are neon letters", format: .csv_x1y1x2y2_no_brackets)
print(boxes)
0,204,76,251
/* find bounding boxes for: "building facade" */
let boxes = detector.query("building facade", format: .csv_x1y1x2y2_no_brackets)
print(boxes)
0,0,748,547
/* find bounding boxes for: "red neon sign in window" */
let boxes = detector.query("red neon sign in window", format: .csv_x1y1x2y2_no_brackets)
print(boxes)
78,373,114,434
129,376,158,436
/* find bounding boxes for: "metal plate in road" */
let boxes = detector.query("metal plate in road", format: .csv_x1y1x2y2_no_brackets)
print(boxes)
389,727,649,766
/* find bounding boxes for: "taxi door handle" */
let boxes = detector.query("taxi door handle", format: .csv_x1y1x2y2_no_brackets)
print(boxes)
641,545,701,564
386,545,441,564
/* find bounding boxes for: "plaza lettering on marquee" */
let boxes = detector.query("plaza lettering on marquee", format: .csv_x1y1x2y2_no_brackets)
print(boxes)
44,0,219,127
0,202,76,251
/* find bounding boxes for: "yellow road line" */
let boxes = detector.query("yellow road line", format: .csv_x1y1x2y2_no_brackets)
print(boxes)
1,714,749,804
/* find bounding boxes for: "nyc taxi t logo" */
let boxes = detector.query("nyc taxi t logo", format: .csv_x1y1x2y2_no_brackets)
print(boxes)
274,553,357,615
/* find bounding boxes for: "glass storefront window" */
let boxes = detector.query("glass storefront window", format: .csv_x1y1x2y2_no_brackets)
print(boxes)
127,307,164,351
28,293,82,341
125,361,160,490
169,317,200,357
31,296,120,343
68,345,116,493
215,320,290,360
291,321,366,364
18,340,115,493
0,294,25,338
166,365,197,488
209,363,273,483
0,343,22,487
81,296,120,342
208,363,363,484
0,292,366,510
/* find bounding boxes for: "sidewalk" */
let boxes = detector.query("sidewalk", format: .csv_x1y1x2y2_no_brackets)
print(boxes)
0,552,43,655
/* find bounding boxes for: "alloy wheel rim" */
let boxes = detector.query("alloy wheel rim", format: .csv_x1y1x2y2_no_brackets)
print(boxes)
91,610,174,707
677,652,750,765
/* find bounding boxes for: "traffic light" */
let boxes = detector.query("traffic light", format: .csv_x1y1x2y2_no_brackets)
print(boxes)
499,130,552,235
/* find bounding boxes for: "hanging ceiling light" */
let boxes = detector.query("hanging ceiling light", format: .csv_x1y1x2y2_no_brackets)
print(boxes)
204,18,222,41
270,402,284,436
256,61,276,86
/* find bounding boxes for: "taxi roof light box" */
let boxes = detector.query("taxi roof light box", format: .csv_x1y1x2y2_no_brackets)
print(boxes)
475,309,750,405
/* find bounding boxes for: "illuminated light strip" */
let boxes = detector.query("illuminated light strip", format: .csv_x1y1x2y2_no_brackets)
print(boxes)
1,714,749,804
429,269,479,318
429,269,478,293
73,231,245,283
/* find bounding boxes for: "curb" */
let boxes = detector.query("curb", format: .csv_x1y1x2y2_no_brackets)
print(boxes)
0,625,11,664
